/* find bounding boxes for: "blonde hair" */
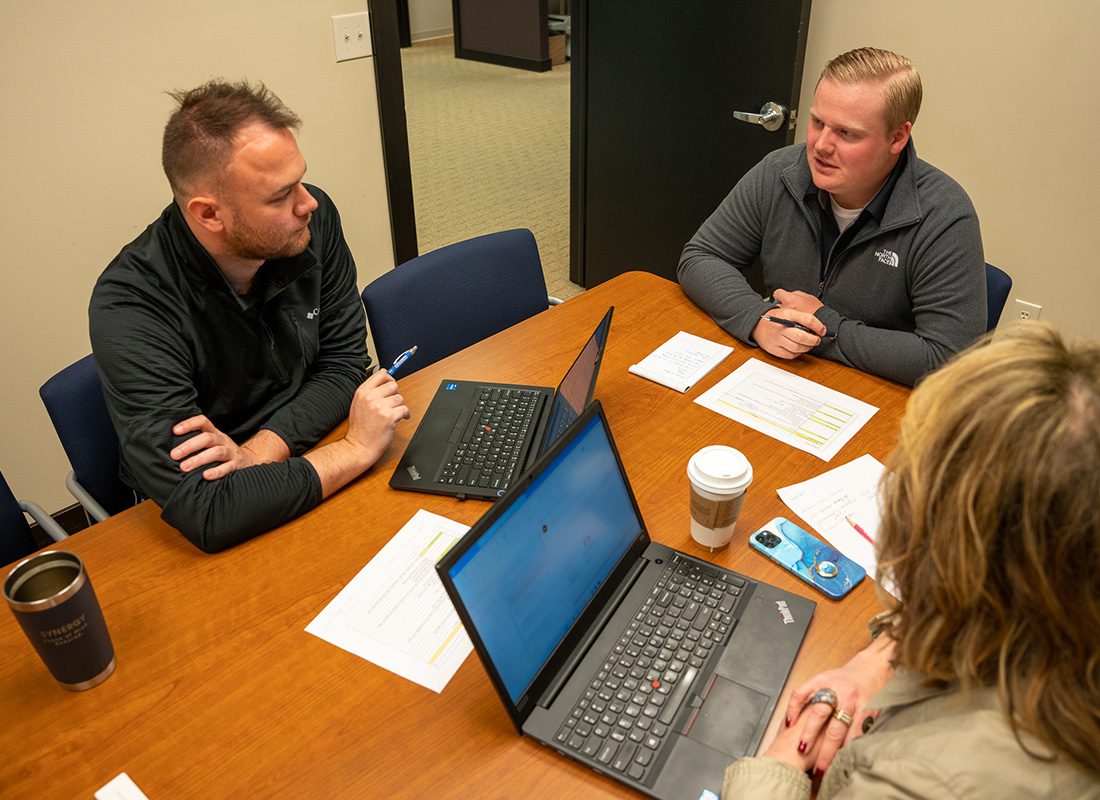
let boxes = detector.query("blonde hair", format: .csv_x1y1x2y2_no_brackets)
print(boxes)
820,47,922,132
878,323,1100,777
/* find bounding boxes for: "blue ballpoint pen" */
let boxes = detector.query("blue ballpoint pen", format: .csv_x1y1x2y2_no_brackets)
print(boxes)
387,345,418,376
762,315,838,341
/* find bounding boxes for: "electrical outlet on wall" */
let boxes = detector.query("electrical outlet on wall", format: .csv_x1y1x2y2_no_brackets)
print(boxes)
1013,299,1042,332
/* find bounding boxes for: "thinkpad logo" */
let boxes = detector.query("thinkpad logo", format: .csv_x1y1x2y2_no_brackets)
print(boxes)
406,466,421,481
776,600,795,625
306,307,320,320
875,248,900,268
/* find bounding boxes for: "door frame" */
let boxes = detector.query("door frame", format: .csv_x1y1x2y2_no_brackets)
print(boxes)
369,0,419,266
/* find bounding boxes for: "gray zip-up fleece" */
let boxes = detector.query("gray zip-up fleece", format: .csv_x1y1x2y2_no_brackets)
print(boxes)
90,185,370,553
677,140,985,386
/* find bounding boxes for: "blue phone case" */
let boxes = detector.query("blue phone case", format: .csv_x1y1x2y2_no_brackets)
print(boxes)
748,517,865,599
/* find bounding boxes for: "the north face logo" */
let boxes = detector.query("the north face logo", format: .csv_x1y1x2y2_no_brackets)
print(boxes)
875,249,900,268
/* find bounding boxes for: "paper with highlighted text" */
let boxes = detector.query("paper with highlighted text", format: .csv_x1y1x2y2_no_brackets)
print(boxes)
694,358,878,461
306,509,472,693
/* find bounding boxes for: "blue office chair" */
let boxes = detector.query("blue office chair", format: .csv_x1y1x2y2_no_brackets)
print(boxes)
39,355,138,523
985,262,1013,332
1,468,67,566
362,229,562,377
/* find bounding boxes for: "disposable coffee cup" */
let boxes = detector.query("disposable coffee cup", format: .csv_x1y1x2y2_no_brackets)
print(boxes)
4,550,115,691
687,446,753,550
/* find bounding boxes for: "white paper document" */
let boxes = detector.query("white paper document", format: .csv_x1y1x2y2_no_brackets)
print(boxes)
776,454,896,596
95,773,150,800
306,509,473,693
694,358,878,461
628,331,733,393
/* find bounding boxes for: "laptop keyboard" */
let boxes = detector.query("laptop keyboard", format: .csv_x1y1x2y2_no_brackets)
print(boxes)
437,387,541,492
554,555,745,783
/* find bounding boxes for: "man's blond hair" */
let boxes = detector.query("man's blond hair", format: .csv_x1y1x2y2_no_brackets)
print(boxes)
819,47,922,133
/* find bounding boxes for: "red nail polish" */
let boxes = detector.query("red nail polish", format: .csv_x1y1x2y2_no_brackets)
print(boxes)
797,740,807,754
784,716,791,728
813,768,823,781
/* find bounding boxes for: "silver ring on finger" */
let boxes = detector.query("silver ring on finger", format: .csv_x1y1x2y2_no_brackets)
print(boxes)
808,688,838,709
833,709,854,727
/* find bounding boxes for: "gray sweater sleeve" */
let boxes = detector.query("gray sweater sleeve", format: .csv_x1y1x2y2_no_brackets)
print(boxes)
677,157,775,343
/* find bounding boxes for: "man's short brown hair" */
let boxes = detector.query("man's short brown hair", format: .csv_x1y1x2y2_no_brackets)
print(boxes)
161,79,301,199
819,47,922,132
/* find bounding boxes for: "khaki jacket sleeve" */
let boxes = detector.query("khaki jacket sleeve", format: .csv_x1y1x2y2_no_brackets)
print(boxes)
722,757,810,800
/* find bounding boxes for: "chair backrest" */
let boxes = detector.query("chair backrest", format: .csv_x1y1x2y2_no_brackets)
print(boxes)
362,229,550,376
0,469,38,567
985,262,1013,332
39,355,134,517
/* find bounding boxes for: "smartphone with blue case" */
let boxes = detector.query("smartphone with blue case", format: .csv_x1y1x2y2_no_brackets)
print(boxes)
749,517,865,600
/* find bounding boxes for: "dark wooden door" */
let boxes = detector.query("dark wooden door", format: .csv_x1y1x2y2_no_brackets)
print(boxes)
571,0,812,287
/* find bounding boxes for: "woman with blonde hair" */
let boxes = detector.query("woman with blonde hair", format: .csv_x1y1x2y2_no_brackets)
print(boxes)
724,324,1100,798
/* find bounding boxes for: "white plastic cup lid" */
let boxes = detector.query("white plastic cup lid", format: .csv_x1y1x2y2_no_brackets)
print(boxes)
687,446,752,495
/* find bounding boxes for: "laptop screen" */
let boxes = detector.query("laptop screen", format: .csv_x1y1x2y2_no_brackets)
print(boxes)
538,308,613,454
445,410,640,702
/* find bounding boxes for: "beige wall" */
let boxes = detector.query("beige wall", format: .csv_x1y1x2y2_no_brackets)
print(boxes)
796,0,1100,341
409,0,454,41
0,2,393,513
3,1,1098,517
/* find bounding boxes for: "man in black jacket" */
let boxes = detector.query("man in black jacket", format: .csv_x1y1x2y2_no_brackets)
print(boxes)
90,80,408,552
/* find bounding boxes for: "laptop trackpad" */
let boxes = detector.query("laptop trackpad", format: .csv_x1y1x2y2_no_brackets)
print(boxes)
685,677,769,757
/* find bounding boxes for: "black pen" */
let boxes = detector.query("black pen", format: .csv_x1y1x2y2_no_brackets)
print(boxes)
762,315,837,341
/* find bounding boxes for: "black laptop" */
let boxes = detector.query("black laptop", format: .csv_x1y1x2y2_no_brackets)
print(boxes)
390,307,613,500
436,402,815,799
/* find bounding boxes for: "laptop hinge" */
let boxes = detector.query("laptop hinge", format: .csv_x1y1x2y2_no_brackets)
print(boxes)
518,392,551,470
537,556,649,710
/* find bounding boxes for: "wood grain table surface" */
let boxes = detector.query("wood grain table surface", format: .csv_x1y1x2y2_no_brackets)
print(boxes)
0,272,910,799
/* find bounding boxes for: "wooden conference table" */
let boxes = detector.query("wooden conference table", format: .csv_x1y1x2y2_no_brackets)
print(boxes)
0,272,910,799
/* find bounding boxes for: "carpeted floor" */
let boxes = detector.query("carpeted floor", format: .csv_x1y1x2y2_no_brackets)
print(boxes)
401,36,583,300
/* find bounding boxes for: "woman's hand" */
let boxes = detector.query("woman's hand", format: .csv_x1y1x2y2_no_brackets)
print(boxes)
781,636,897,777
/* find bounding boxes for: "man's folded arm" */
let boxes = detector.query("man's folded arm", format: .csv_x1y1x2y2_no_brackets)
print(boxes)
122,414,324,553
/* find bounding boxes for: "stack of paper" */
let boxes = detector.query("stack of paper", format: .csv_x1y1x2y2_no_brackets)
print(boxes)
628,331,733,392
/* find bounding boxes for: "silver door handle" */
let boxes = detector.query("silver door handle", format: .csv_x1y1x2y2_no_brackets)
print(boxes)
732,102,788,132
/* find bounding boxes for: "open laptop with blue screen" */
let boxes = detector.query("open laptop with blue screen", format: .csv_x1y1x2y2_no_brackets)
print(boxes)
437,402,815,799
390,307,613,501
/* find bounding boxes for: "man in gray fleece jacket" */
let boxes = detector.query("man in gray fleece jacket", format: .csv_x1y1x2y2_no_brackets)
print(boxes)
678,48,985,386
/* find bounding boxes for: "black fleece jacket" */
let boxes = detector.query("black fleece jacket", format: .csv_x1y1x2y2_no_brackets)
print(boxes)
90,185,370,552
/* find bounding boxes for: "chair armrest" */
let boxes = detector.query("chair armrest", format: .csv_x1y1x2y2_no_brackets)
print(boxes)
65,471,110,524
18,500,69,542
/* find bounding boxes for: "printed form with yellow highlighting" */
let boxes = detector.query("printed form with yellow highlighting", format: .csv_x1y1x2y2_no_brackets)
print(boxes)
306,509,472,692
694,358,878,462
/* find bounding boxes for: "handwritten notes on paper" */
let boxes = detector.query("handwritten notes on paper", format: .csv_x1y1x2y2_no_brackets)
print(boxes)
628,331,733,393
306,510,473,693
694,359,878,461
777,454,895,595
